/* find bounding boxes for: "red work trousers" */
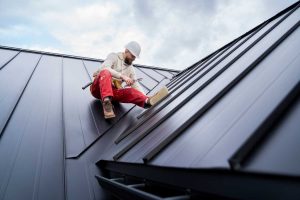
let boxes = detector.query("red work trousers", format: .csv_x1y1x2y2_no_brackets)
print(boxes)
90,69,147,108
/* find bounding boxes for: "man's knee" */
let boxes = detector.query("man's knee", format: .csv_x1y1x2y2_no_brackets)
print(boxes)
100,69,111,76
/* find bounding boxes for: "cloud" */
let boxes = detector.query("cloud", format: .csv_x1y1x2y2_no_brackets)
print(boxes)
39,2,120,30
0,25,35,37
0,0,298,70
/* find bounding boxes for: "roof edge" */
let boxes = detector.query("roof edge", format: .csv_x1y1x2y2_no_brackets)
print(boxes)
134,64,180,73
0,45,179,73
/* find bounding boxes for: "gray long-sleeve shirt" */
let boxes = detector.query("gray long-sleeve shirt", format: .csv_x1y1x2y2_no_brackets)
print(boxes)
99,52,145,94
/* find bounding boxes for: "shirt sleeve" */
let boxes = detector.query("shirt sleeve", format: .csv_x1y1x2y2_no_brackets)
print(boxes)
100,53,122,78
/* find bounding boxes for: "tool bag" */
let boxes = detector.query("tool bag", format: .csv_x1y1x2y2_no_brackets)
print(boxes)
112,79,123,89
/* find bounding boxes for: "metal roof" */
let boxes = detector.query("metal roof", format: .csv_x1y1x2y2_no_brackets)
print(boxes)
0,1,300,199
0,44,177,199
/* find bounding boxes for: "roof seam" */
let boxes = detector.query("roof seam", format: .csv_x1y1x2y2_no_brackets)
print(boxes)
152,69,170,79
112,5,299,161
114,77,169,143
61,57,68,200
0,55,42,137
145,14,300,164
0,51,21,70
168,18,268,93
135,67,160,83
168,41,235,91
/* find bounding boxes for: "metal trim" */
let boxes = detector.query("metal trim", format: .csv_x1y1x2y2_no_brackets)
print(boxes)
96,175,163,200
229,80,300,170
0,45,177,73
98,160,300,200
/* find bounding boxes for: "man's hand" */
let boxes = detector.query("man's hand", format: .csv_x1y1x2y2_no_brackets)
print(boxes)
121,75,134,86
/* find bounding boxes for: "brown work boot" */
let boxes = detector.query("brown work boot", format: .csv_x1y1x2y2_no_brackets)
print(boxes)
148,86,169,106
102,98,116,119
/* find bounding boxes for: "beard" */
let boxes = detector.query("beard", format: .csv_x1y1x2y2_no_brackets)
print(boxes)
124,57,133,65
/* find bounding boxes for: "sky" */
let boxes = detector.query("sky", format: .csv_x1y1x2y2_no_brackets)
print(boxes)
0,0,298,71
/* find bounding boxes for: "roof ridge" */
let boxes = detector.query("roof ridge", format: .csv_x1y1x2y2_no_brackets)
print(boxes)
0,45,179,73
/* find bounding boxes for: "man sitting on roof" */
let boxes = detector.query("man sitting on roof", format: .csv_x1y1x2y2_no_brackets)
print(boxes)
90,41,168,119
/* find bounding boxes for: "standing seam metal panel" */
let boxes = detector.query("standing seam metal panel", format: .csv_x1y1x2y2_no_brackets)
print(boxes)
150,19,300,168
0,53,41,136
0,55,65,200
113,10,287,146
113,7,300,163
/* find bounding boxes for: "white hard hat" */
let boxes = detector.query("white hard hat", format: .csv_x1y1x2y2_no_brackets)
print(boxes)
125,41,141,58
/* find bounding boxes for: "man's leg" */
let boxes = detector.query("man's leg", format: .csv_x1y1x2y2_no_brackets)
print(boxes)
112,88,148,108
98,69,114,101
91,69,115,119
90,69,113,99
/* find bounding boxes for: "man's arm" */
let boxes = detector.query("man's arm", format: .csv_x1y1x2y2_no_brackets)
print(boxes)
93,53,121,78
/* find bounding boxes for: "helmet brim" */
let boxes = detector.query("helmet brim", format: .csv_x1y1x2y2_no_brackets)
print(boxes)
127,48,139,58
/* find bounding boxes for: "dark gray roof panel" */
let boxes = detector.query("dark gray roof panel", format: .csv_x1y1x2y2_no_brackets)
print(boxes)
66,159,94,200
82,60,101,81
167,11,284,94
153,69,174,79
0,44,176,199
244,93,300,175
196,30,300,169
152,27,300,168
169,71,178,76
112,5,300,170
137,67,165,82
167,45,228,91
63,57,100,158
114,41,238,146
0,52,41,135
0,1,299,199
94,3,300,198
0,55,64,200
134,67,158,90
0,49,19,69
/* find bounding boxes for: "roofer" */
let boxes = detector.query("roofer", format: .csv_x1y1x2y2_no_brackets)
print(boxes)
90,41,168,119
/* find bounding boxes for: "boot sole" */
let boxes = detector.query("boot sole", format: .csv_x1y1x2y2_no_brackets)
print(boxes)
149,86,169,106
104,114,116,119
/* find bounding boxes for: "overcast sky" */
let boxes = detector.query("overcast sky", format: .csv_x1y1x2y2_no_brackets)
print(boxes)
0,0,297,70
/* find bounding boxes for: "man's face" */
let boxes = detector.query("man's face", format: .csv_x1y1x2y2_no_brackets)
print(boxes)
124,50,136,65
